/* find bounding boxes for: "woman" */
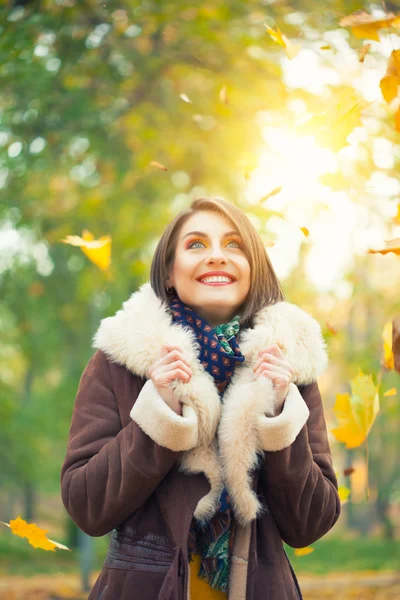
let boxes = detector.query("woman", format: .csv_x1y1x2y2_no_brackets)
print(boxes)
60,197,341,600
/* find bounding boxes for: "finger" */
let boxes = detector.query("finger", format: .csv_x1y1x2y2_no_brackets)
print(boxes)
155,368,190,386
157,359,192,378
255,364,291,381
257,368,291,387
163,349,192,369
253,352,281,372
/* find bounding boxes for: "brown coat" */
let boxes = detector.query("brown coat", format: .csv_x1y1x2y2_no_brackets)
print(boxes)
60,282,341,599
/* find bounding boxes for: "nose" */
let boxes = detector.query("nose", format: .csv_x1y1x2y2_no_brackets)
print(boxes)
205,245,228,264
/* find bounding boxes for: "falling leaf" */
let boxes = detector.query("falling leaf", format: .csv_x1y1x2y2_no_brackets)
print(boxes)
384,387,396,396
338,485,351,503
180,93,191,103
380,50,400,103
300,227,309,237
395,106,400,133
344,467,355,476
339,10,400,42
331,370,380,449
294,546,314,556
358,43,371,63
320,45,332,50
0,517,70,551
297,88,366,152
382,321,394,370
393,204,400,225
219,85,228,105
326,321,338,335
150,160,168,171
60,229,111,271
260,186,282,203
264,24,300,60
368,238,400,255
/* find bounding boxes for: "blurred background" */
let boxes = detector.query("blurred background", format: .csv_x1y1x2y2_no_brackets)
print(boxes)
0,0,399,598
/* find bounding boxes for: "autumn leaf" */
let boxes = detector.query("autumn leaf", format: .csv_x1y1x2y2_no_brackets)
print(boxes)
219,85,228,105
331,370,380,449
259,186,282,203
320,45,332,50
382,321,394,370
150,160,168,171
0,516,70,551
60,229,111,271
339,10,400,42
179,93,191,103
384,387,396,396
297,88,366,152
380,50,400,103
368,238,400,255
344,467,355,476
294,547,314,556
393,204,400,225
338,485,351,503
300,226,309,237
358,43,371,63
326,321,338,335
264,24,300,60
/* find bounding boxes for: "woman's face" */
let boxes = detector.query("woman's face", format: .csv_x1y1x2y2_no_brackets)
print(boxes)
167,210,251,327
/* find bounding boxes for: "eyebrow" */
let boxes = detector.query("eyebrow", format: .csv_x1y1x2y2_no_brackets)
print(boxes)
181,230,241,241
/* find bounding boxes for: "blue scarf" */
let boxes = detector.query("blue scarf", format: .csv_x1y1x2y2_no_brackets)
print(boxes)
169,293,245,593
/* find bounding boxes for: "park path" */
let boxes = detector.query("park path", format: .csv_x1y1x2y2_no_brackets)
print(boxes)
0,571,399,599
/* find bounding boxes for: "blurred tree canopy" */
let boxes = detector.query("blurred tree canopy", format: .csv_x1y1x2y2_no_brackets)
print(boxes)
0,0,399,539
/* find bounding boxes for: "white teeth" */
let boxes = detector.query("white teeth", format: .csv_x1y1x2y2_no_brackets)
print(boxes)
200,276,233,283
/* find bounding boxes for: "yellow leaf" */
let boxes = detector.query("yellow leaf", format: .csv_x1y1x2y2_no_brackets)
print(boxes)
332,371,379,449
339,10,399,41
294,546,314,556
150,160,168,171
300,227,309,237
384,387,396,396
219,85,228,105
264,24,300,60
338,485,351,502
60,229,111,271
380,75,400,103
0,517,70,551
331,393,365,449
320,45,331,50
368,238,400,256
393,204,400,226
382,321,394,370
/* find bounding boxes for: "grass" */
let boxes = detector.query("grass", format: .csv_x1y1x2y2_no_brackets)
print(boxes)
0,533,399,577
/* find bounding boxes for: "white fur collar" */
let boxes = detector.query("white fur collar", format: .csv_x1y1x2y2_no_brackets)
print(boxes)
92,282,328,525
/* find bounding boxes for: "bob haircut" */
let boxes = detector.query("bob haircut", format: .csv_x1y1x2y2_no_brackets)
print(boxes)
150,197,285,330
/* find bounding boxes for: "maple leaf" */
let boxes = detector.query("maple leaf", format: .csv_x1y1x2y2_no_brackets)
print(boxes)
368,238,400,255
339,10,400,42
60,229,111,271
331,370,380,449
0,516,70,551
264,24,300,60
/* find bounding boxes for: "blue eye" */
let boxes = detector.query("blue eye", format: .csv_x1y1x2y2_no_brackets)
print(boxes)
188,239,240,249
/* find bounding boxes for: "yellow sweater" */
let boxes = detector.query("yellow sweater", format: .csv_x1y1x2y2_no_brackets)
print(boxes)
189,553,227,600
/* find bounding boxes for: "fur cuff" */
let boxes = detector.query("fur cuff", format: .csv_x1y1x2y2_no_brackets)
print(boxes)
130,379,198,452
257,382,310,451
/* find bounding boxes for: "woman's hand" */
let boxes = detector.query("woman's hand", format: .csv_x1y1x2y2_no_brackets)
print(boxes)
147,344,193,415
253,343,295,413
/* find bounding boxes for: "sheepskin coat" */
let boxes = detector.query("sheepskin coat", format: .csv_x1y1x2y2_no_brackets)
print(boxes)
60,282,341,600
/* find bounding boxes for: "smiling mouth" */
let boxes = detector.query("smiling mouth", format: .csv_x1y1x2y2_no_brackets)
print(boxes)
197,280,235,286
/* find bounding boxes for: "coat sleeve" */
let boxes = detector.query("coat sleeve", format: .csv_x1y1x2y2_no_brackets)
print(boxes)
258,380,341,548
60,350,198,537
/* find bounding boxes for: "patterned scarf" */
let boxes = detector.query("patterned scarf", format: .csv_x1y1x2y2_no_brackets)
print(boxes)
169,293,246,593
